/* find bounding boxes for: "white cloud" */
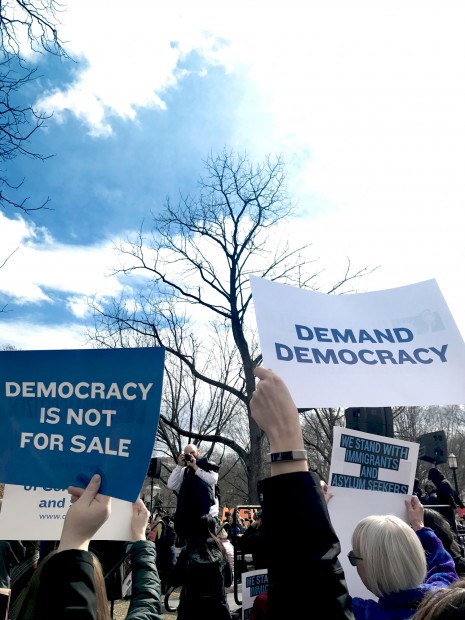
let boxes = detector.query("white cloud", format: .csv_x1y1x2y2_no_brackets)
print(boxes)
5,0,465,347
0,320,88,351
35,0,232,136
65,296,93,319
0,212,124,303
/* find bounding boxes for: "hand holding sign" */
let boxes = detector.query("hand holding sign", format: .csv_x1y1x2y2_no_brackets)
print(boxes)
58,474,111,552
251,367,304,452
405,495,424,532
251,367,308,475
131,499,150,542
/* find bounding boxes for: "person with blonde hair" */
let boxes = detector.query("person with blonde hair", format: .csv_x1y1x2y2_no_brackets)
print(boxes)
349,500,459,618
351,513,428,598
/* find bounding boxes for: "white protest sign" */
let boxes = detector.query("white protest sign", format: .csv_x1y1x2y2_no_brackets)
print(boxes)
241,569,268,620
250,276,465,408
327,427,419,599
0,484,133,540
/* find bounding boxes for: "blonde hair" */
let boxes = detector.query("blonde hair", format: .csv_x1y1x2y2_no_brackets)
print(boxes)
352,514,427,598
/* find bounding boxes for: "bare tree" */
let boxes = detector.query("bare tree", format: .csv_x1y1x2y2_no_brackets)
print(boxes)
299,401,465,496
395,403,465,494
300,407,346,482
0,0,68,213
89,150,373,502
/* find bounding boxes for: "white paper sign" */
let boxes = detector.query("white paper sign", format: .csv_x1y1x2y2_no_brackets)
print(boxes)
0,484,133,540
241,569,268,620
327,428,419,599
250,276,465,408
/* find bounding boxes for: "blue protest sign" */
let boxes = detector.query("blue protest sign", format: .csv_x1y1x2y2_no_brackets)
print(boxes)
0,347,165,502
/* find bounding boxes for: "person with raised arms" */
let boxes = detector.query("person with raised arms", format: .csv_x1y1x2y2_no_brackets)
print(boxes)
250,367,459,620
16,474,163,620
250,366,353,619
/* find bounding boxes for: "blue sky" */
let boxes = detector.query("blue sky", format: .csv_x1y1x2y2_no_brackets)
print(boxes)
1,0,465,350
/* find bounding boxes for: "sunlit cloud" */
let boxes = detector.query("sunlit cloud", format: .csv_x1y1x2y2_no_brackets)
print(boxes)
2,0,465,349
0,212,123,304
0,320,88,351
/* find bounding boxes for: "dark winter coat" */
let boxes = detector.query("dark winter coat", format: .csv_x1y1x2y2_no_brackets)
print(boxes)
32,540,162,619
258,471,354,620
171,545,232,620
428,467,463,507
174,458,218,540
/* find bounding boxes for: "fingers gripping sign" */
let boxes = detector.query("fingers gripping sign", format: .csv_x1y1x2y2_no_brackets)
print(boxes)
251,367,308,474
59,474,111,552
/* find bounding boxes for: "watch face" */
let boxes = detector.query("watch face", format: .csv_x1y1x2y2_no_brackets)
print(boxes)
269,450,307,463
273,452,290,462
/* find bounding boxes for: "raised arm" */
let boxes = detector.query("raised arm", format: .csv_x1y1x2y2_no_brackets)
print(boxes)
126,499,164,620
406,496,459,587
252,366,308,475
33,474,111,620
251,367,354,620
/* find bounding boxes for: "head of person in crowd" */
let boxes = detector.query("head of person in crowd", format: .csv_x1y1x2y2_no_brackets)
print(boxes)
423,508,465,575
428,468,446,488
413,580,465,620
424,509,460,553
182,443,200,463
413,478,423,498
188,513,222,548
16,551,110,620
250,510,263,529
16,475,156,620
217,527,228,541
350,513,427,598
16,474,114,620
216,526,234,571
422,482,439,507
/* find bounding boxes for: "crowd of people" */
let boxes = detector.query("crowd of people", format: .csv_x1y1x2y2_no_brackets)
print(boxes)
1,367,465,619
